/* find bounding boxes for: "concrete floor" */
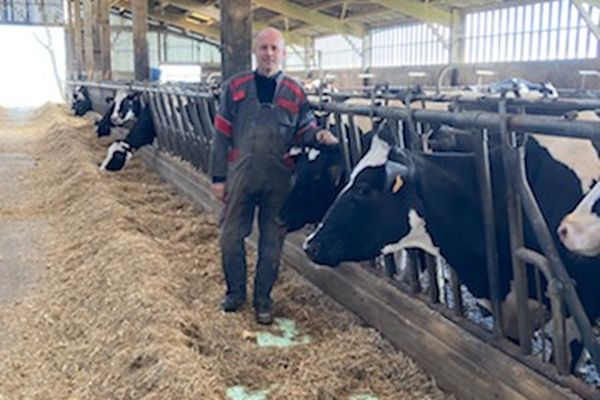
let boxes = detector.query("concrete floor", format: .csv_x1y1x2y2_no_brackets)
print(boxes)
0,146,43,346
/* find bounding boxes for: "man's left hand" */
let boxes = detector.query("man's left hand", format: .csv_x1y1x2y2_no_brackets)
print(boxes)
316,129,339,145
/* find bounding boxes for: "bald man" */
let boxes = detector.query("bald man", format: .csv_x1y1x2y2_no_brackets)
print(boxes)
210,27,337,324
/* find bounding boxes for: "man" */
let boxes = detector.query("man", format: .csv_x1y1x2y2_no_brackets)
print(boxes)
210,27,338,325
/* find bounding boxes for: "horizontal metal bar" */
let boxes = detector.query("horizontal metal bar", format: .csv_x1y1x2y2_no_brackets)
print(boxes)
67,80,215,99
310,101,600,141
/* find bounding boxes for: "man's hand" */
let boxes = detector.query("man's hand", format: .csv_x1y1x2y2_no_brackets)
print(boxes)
211,182,227,203
316,129,339,145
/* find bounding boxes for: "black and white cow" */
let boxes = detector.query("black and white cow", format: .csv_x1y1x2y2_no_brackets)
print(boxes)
280,145,346,232
94,96,116,137
303,129,600,370
71,86,92,116
279,124,384,232
469,78,559,99
99,92,155,172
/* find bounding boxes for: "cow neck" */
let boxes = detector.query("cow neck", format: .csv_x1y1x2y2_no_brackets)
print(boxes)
340,135,390,196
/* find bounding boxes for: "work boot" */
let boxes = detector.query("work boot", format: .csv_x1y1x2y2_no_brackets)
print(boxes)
254,304,274,325
221,294,246,312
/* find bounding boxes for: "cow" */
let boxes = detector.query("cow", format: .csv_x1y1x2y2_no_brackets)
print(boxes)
94,89,144,137
95,96,116,137
280,144,346,232
279,123,384,232
303,127,600,372
71,86,92,116
99,92,155,172
467,78,559,99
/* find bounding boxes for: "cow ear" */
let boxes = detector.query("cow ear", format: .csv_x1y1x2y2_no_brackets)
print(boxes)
385,161,409,194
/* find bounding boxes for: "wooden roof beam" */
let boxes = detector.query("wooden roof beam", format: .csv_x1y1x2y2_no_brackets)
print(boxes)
370,0,451,27
158,0,220,21
253,0,365,37
113,0,220,39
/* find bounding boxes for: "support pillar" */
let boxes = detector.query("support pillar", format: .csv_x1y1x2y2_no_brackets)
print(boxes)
82,0,95,79
220,0,252,81
132,0,149,81
72,0,84,78
449,8,465,64
98,0,112,80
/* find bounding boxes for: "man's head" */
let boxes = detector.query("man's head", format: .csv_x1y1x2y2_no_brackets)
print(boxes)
254,27,285,77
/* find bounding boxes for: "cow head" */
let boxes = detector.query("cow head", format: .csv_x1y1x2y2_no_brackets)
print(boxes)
71,86,92,116
99,140,132,172
558,181,600,257
303,134,420,266
280,145,345,232
110,90,141,125
73,86,89,102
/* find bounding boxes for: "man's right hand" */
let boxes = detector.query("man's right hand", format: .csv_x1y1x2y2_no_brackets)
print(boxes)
211,182,227,203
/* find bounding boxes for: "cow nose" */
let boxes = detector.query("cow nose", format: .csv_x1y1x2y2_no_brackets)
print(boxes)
557,224,568,240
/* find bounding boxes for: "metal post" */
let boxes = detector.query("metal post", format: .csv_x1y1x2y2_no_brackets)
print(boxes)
473,128,504,338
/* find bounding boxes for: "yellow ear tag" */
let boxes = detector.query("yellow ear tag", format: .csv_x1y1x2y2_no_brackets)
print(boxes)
392,175,404,193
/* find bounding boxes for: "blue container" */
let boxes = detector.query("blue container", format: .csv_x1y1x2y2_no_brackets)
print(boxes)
149,67,161,81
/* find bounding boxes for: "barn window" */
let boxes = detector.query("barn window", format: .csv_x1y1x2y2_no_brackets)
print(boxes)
464,0,599,63
370,23,450,67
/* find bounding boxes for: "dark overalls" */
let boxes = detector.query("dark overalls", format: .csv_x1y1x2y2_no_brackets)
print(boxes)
210,71,319,308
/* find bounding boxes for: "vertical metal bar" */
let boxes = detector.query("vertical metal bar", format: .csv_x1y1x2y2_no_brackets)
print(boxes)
158,92,179,155
473,128,504,338
149,92,171,152
346,114,362,167
383,253,397,279
186,97,210,172
450,267,463,317
164,93,186,159
499,100,532,354
547,279,569,375
407,250,421,295
334,112,352,174
172,94,196,163
425,254,439,304
177,95,202,168
146,92,164,150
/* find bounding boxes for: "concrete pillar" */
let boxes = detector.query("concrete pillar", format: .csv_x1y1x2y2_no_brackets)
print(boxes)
361,30,372,71
220,0,252,80
132,0,149,81
450,8,465,65
303,36,315,74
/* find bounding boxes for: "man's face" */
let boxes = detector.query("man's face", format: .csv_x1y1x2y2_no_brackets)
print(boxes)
254,30,285,76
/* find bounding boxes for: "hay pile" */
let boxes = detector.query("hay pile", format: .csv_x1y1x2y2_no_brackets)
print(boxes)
0,105,453,399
